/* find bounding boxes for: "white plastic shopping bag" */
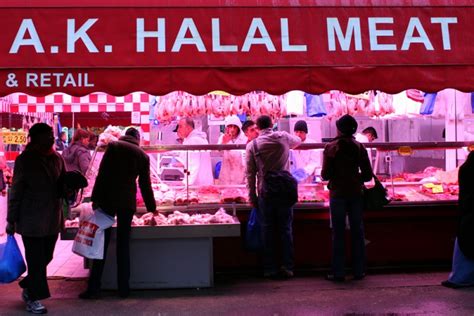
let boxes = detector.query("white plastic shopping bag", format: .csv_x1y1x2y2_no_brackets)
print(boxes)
72,203,115,259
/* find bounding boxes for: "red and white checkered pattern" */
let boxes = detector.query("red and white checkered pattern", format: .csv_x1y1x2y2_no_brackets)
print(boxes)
7,92,151,143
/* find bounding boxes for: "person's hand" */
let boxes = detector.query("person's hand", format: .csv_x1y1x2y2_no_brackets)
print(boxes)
222,133,232,144
6,222,15,235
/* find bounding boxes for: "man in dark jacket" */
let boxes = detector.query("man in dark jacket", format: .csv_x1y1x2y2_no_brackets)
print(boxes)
321,114,372,282
7,123,66,314
79,128,156,299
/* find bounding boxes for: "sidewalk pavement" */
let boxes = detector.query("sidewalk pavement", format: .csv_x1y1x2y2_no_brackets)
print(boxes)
1,236,474,315
1,271,474,315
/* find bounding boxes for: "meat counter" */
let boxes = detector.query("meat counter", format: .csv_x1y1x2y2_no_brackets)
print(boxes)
64,142,469,274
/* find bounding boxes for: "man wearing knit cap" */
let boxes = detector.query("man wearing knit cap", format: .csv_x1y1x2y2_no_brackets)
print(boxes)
290,120,320,183
321,114,373,282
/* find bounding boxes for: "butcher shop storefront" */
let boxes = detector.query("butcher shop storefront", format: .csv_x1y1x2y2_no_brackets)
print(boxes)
2,0,474,287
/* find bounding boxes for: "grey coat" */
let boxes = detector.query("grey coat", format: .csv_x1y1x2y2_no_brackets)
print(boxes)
7,147,66,236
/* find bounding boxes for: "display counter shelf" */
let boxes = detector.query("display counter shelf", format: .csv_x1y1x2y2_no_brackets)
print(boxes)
101,221,240,290
64,220,240,289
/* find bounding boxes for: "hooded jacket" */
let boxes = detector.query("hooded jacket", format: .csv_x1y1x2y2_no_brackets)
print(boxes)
217,116,247,184
62,141,91,175
178,129,213,186
91,135,156,214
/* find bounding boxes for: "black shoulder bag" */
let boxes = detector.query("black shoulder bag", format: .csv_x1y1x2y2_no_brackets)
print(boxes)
363,173,390,210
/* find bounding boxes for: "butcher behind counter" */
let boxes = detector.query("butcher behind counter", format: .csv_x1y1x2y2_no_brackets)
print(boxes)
173,117,214,186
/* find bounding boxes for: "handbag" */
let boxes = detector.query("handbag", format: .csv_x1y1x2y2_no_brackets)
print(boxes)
0,235,27,283
245,208,263,251
363,174,390,210
72,203,115,259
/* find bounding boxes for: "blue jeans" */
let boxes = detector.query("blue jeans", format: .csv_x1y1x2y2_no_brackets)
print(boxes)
329,196,366,277
258,197,294,274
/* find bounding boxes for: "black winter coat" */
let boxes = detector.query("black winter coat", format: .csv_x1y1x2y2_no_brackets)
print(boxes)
91,135,156,215
7,146,66,236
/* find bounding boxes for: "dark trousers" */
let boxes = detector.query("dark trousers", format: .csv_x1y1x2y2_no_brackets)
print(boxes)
87,210,134,294
329,196,366,278
258,197,294,274
20,234,58,301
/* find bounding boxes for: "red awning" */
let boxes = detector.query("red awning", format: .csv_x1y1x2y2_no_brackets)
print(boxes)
1,0,474,96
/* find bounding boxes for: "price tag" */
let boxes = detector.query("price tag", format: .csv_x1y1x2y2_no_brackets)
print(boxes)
398,146,413,156
423,183,435,188
2,131,27,145
432,185,444,194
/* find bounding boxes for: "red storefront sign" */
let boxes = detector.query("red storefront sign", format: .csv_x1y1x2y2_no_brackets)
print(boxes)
1,0,474,96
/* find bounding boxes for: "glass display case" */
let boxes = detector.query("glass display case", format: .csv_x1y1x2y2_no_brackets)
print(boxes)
72,141,470,217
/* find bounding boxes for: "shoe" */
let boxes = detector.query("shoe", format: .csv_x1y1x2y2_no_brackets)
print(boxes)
78,290,101,299
263,271,279,280
441,280,473,289
280,268,294,279
353,273,366,281
22,288,30,303
25,300,47,314
118,290,130,298
326,274,345,282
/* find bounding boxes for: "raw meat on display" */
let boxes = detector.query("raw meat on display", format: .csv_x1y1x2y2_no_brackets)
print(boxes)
220,188,248,203
153,91,289,123
129,208,236,226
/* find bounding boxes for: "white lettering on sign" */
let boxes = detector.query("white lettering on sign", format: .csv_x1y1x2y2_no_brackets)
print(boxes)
172,18,206,52
281,18,307,52
368,17,397,51
401,18,434,50
431,17,457,50
327,17,362,51
136,18,166,52
242,18,276,52
9,19,45,53
67,19,99,53
26,73,39,87
212,19,238,52
327,17,457,52
25,73,94,87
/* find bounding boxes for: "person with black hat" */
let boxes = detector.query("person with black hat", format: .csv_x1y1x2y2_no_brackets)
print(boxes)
321,114,373,282
290,120,320,183
6,123,66,314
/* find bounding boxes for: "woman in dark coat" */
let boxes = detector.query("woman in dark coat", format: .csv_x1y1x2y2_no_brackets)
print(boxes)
6,123,66,314
321,114,373,282
62,129,91,175
442,151,474,288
